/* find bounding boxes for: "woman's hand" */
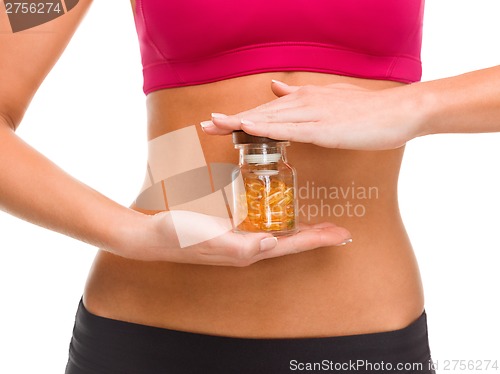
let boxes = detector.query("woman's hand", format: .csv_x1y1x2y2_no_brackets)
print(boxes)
115,210,352,267
201,80,427,150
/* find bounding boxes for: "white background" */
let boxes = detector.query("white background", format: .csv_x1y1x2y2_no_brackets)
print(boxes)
1,1,500,373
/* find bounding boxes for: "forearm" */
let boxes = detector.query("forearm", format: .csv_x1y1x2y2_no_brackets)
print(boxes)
414,65,500,136
0,122,144,253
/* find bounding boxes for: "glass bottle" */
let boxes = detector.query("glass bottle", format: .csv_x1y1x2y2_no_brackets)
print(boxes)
231,130,298,236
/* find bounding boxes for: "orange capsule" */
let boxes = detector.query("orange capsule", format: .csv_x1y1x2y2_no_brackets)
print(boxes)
270,179,286,191
261,221,286,231
265,190,284,206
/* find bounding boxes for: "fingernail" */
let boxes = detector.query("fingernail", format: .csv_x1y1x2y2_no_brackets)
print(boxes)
241,119,255,126
260,236,278,251
200,120,214,129
271,79,289,86
211,113,228,119
335,238,353,247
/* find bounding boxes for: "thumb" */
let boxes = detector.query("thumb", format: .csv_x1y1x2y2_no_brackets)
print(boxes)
271,79,299,97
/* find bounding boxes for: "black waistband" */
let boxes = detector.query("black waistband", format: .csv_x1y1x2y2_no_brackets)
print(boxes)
67,299,434,374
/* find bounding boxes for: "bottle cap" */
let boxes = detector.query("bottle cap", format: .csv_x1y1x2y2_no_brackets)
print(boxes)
232,130,284,144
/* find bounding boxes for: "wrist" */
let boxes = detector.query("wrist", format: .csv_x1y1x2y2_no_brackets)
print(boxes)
104,207,179,261
401,82,438,139
100,206,152,259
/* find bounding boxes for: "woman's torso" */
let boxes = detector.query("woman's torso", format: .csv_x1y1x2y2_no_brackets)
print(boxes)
82,0,424,339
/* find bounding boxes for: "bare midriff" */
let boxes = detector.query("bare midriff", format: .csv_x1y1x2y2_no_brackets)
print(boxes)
83,71,425,338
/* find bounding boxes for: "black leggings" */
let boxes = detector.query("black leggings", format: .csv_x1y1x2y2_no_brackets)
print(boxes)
65,299,435,374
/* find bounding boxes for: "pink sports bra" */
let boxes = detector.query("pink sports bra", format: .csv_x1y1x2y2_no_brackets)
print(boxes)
133,0,424,94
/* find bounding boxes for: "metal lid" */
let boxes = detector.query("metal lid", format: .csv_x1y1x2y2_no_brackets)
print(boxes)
232,130,284,144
